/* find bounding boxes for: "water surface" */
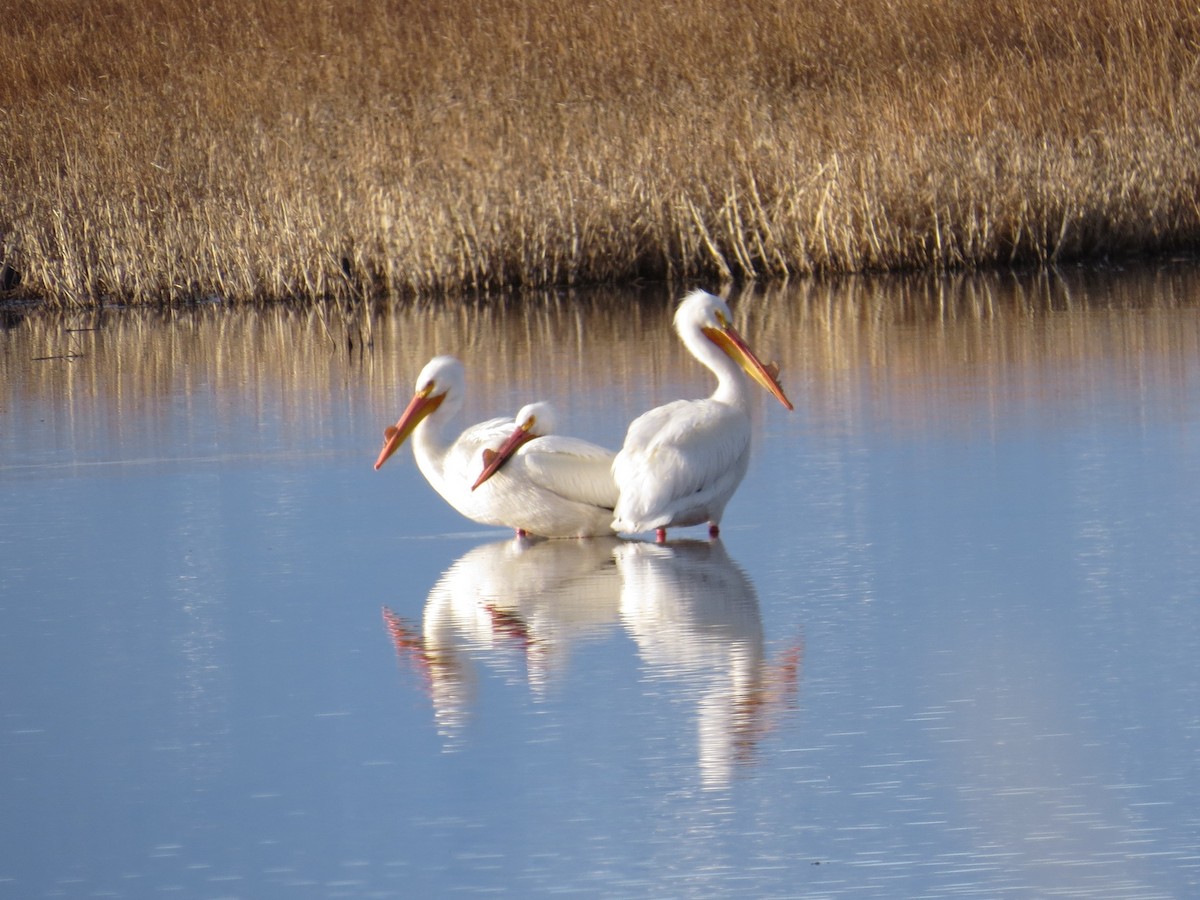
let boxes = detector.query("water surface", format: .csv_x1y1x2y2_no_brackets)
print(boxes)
2,267,1199,897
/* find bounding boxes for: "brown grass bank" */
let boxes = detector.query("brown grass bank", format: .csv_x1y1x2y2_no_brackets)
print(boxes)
3,0,1200,307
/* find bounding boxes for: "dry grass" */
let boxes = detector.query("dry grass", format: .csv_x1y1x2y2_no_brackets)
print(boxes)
3,0,1200,306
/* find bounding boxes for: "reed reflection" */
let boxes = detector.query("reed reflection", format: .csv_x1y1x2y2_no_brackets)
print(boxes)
7,268,1198,468
384,536,801,788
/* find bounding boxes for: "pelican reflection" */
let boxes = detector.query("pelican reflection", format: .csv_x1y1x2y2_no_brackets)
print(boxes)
385,537,801,786
616,540,802,788
384,536,623,742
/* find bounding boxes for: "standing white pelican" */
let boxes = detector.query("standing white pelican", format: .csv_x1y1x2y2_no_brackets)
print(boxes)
374,356,618,538
611,290,793,542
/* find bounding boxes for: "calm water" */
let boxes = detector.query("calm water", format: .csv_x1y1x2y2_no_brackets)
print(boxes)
2,268,1199,897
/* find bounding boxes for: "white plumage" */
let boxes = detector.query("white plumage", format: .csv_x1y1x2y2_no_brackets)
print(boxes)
374,356,618,538
612,290,793,541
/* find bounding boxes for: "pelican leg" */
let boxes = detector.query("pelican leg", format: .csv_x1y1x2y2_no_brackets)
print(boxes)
516,528,527,538
708,523,720,538
655,528,667,543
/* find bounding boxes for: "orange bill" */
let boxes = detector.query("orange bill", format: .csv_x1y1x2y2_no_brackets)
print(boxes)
373,389,445,470
471,422,539,490
703,323,794,410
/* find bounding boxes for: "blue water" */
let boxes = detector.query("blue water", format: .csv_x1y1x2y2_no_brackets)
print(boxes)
2,270,1199,897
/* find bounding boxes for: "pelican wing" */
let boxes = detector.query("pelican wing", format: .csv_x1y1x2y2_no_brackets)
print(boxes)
517,436,619,509
612,399,750,530
443,416,513,472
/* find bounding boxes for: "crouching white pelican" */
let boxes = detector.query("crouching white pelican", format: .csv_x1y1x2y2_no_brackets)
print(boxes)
611,290,793,542
374,356,618,538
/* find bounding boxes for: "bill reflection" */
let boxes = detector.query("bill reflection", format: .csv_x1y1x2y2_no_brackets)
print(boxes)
385,537,801,788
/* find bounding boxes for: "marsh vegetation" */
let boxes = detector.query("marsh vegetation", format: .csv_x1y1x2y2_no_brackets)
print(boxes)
4,0,1200,306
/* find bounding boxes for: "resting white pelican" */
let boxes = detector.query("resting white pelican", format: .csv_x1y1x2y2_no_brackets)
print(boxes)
611,290,793,542
373,357,618,538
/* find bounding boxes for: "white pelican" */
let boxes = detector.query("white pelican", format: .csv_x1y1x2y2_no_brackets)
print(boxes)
374,356,618,538
611,290,793,542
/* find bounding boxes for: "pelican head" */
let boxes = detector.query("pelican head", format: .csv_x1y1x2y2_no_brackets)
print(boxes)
471,401,558,490
676,290,793,410
374,355,465,470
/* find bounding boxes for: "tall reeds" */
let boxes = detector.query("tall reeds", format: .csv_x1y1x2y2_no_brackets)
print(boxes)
4,0,1200,306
